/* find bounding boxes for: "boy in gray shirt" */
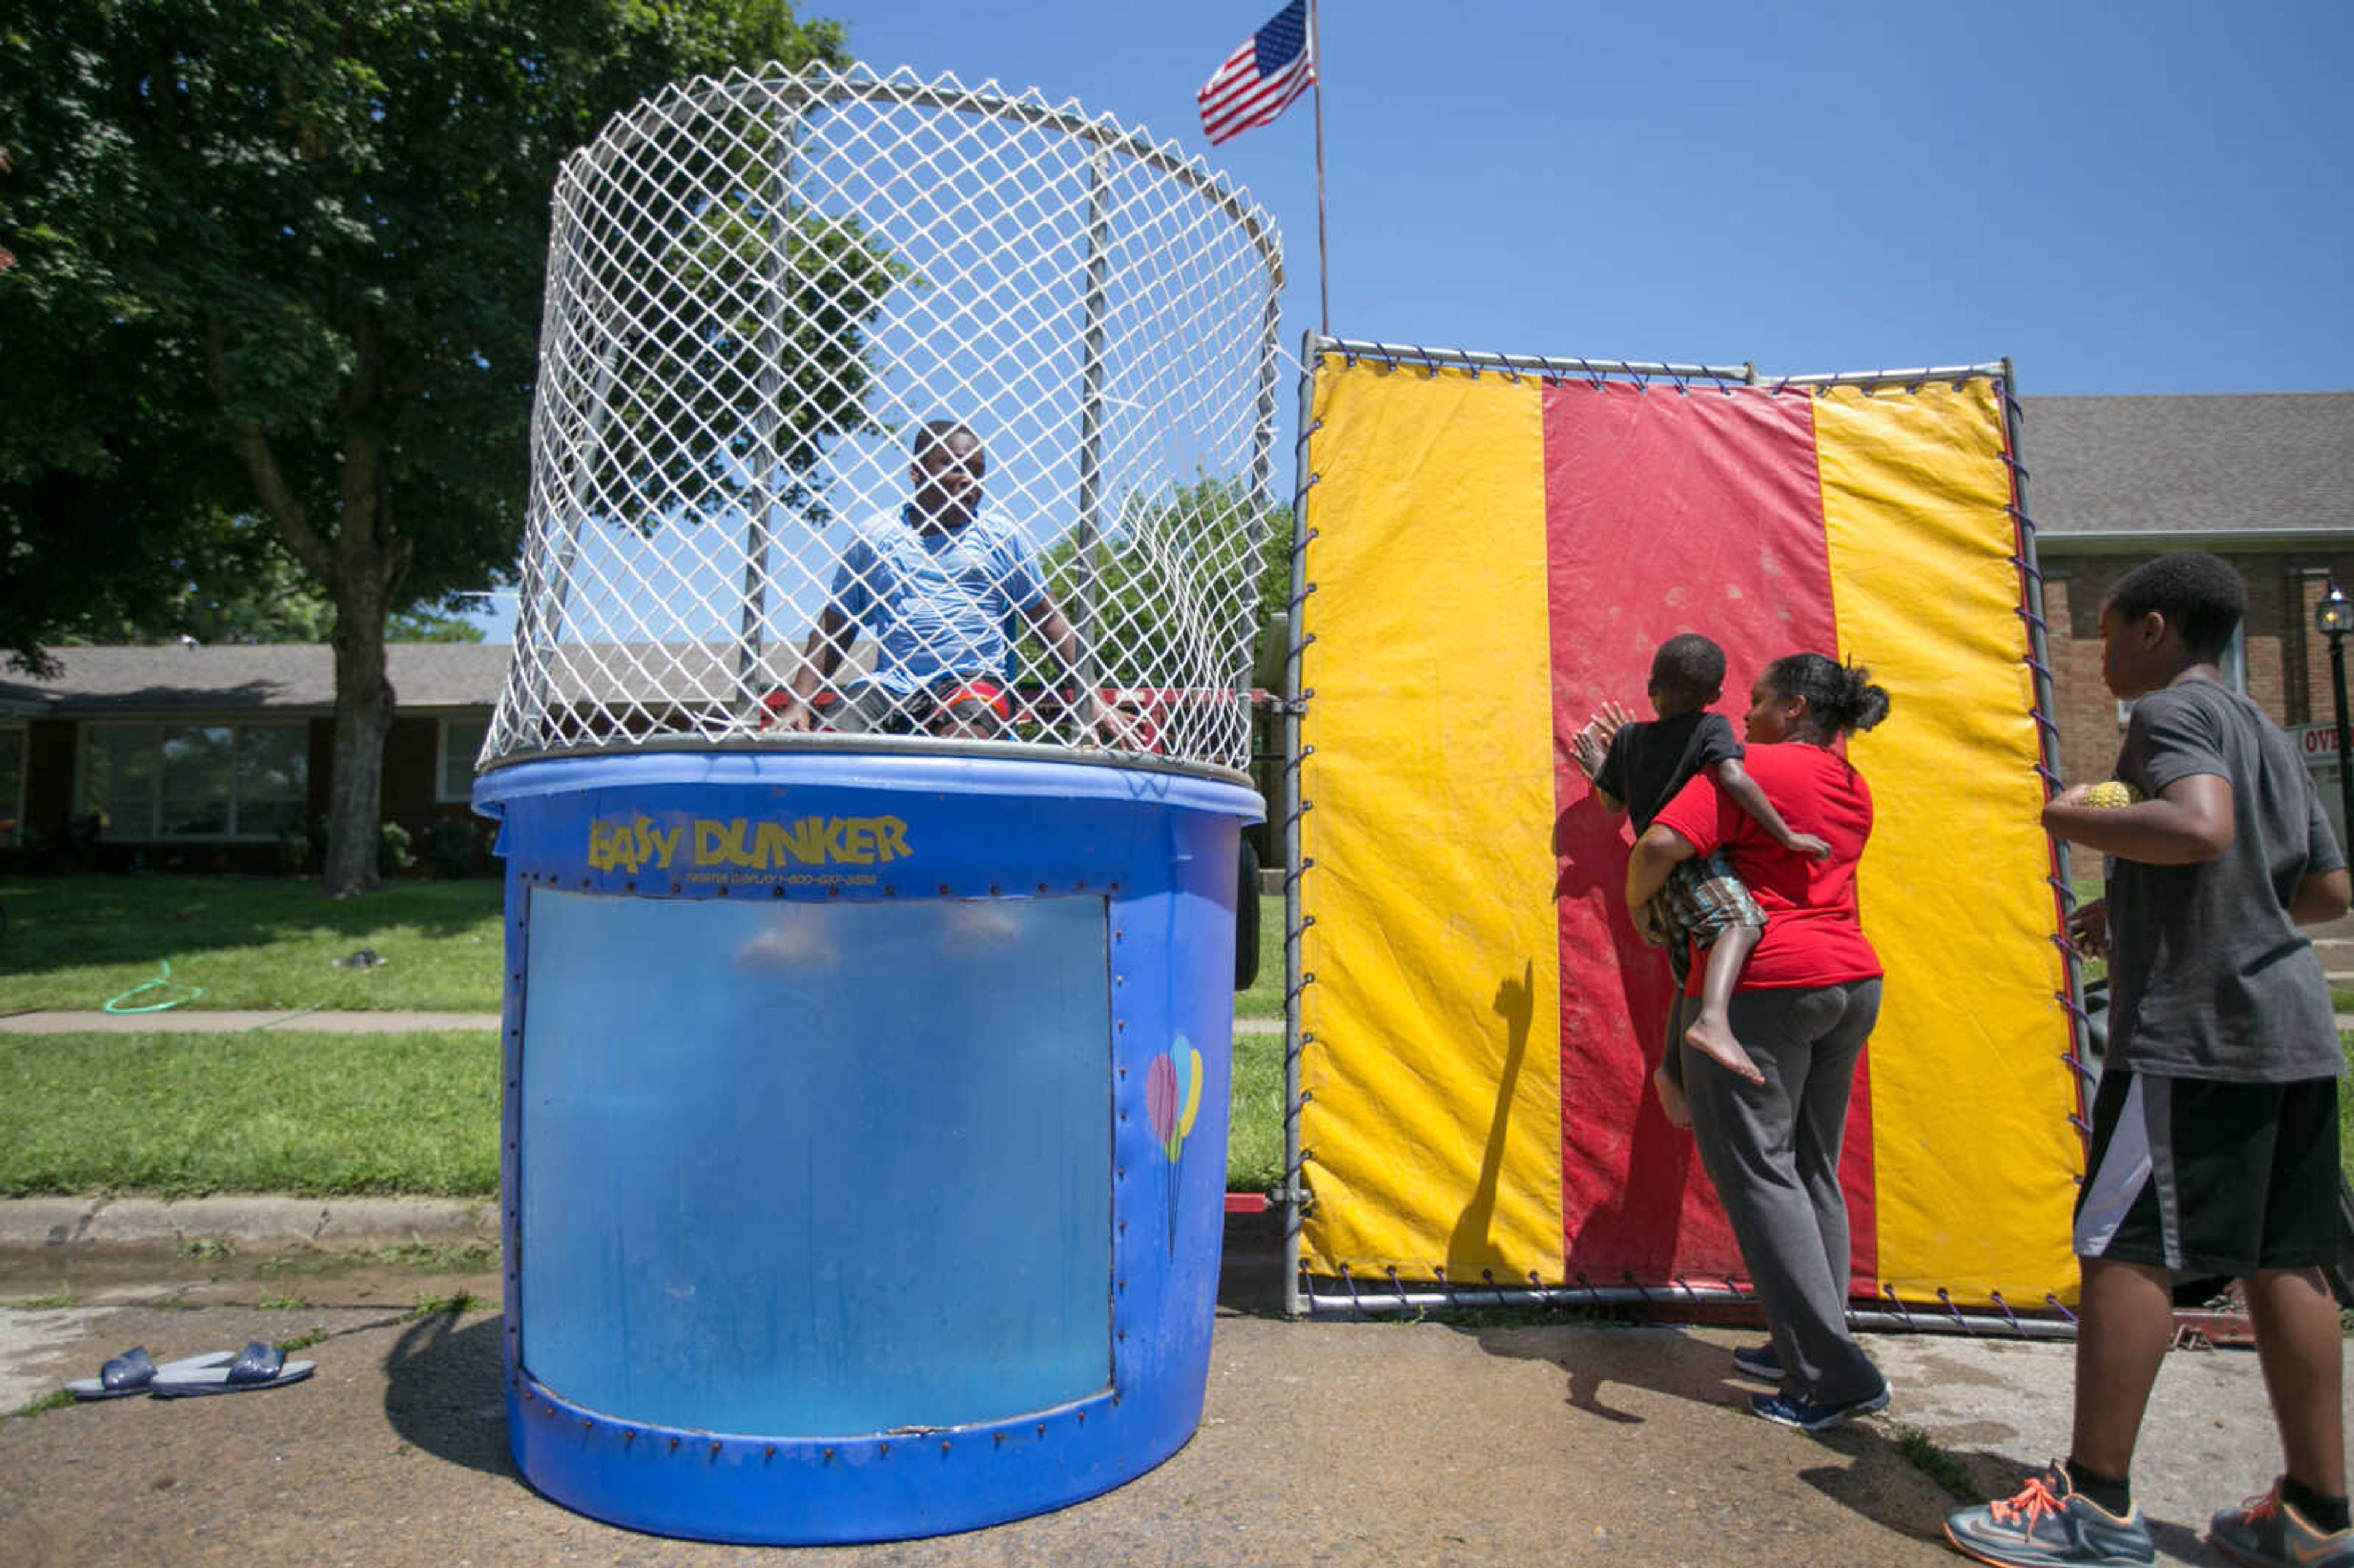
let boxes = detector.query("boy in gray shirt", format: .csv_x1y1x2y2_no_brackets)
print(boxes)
1944,552,2352,1568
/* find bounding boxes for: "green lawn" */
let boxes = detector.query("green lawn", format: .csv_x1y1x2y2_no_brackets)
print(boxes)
0,1030,498,1197
0,878,1291,1021
0,1026,1289,1198
0,877,505,1013
0,879,1297,1197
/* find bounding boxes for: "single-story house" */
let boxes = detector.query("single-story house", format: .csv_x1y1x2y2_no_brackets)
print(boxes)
3,390,2347,873
0,642,508,875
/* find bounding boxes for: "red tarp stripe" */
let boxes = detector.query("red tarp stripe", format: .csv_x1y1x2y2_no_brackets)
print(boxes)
1542,381,1879,1294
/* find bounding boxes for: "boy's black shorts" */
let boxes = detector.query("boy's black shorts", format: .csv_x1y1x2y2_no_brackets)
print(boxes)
2073,1066,2340,1277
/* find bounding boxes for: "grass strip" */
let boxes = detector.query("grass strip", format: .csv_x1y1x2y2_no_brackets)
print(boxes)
1,1026,1290,1198
1892,1422,1979,1502
0,1030,500,1198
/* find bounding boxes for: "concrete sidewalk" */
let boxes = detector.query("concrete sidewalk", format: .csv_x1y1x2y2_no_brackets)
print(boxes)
0,1208,2333,1567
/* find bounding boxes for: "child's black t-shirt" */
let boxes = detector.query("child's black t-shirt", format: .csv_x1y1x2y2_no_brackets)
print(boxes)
1594,711,1743,832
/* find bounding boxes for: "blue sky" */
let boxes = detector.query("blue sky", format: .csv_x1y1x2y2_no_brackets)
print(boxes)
464,1,2352,636
820,0,2349,393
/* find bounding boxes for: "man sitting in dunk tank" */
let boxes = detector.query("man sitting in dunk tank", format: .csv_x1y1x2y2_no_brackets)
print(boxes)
765,420,1132,745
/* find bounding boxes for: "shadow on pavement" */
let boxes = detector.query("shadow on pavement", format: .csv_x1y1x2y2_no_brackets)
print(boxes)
1470,1320,1757,1423
383,1307,513,1479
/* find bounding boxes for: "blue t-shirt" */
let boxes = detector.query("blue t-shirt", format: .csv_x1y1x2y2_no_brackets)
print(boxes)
830,507,1048,693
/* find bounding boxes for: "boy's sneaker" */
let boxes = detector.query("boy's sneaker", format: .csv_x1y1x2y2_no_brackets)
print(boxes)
1942,1463,2154,1566
1731,1342,1780,1382
2209,1482,2354,1567
1748,1380,1888,1431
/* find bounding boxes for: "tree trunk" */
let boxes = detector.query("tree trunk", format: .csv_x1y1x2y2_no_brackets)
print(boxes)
215,319,406,897
321,569,395,897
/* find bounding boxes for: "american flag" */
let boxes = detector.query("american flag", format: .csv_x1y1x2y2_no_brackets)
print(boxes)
1197,1,1316,145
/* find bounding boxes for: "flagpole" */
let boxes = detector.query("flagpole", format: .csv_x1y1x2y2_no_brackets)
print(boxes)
1309,0,1329,337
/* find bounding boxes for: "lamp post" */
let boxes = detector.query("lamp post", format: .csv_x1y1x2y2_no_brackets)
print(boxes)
2317,581,2354,854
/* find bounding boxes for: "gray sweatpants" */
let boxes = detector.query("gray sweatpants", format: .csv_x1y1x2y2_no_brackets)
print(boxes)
1683,978,1885,1406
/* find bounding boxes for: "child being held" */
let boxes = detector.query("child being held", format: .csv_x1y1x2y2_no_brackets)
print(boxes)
1574,633,1830,1126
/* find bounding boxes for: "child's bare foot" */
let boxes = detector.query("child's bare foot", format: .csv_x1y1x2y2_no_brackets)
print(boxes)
1651,1063,1692,1130
1685,1011,1765,1084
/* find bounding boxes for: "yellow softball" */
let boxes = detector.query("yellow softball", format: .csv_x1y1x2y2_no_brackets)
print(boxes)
2081,780,2144,809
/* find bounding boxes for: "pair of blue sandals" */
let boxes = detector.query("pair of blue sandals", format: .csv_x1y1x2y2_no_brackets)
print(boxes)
66,1342,314,1401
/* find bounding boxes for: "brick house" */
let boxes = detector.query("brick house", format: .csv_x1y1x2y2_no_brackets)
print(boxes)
0,642,506,874
2024,392,2354,836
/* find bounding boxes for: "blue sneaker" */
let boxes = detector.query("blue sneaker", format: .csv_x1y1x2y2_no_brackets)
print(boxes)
1943,1463,2154,1566
1731,1342,1780,1382
1748,1380,1888,1431
2209,1482,2354,1567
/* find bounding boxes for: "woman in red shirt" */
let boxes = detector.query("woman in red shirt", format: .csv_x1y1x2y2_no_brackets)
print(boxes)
1626,651,1892,1433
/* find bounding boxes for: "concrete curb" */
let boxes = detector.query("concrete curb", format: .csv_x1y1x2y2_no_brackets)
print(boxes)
0,1195,497,1254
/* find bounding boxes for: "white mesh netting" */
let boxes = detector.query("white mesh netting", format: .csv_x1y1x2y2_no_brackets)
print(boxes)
487,64,1285,776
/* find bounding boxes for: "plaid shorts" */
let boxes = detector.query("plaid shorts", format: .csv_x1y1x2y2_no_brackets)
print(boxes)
1654,849,1767,984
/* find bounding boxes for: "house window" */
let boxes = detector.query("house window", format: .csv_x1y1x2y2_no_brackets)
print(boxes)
78,721,308,840
0,725,22,847
438,716,490,803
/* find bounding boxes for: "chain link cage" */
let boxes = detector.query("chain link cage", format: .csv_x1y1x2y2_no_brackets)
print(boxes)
486,64,1285,778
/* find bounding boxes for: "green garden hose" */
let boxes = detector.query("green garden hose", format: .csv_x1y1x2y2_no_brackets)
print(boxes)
102,959,205,1014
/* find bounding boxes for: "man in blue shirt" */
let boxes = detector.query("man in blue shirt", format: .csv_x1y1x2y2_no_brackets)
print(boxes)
769,421,1127,742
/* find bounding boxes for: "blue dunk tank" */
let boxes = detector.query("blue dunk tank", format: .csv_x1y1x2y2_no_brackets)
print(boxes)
473,66,1286,1542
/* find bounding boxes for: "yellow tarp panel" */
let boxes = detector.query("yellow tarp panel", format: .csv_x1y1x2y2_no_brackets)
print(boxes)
1814,382,2082,1306
1297,359,1564,1279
